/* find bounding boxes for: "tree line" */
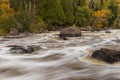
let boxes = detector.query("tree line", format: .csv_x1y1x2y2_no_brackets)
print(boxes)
0,0,120,35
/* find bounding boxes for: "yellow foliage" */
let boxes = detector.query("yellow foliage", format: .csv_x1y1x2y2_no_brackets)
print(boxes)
116,0,120,7
93,9,110,18
93,9,110,28
0,0,14,17
95,19,103,28
0,0,9,4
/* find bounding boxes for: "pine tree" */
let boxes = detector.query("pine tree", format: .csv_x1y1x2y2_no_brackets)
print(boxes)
73,0,88,7
108,0,118,24
61,0,74,25
38,0,47,19
42,0,66,26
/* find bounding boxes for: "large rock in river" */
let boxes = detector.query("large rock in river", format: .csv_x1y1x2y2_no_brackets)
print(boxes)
8,45,34,54
59,27,81,37
92,48,120,64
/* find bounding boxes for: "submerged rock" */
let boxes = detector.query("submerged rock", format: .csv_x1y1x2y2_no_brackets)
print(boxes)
92,48,120,64
59,27,81,37
8,45,34,54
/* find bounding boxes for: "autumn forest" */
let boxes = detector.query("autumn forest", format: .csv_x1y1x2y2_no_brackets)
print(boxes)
0,0,120,35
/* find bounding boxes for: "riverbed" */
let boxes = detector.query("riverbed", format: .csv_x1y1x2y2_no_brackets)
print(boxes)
0,30,120,80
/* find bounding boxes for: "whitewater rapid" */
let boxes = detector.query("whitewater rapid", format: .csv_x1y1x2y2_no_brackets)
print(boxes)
0,30,120,80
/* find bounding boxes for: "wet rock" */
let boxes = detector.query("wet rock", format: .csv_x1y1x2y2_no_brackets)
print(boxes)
8,45,34,54
3,28,25,39
9,28,19,36
113,39,120,43
60,37,68,40
31,45,42,51
80,26,92,31
59,27,81,37
92,48,120,64
105,30,111,33
3,33,30,39
96,28,101,31
3,36,22,39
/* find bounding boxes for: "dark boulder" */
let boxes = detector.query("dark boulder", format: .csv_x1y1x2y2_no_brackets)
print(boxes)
60,37,68,40
59,27,81,37
8,45,34,54
105,30,111,33
92,48,120,64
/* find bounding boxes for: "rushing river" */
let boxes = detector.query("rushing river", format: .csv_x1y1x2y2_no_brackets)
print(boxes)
0,30,120,80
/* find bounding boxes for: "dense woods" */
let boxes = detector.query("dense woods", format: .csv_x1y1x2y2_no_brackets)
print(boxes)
0,0,120,35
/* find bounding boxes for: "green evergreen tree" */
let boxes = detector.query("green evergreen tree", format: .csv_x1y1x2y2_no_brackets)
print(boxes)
44,0,66,26
75,7,93,27
37,0,46,19
61,0,74,25
108,0,118,26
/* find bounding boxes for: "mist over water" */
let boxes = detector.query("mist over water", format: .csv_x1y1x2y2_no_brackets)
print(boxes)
0,30,120,80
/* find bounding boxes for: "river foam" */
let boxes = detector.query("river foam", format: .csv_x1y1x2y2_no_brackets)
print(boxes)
0,30,120,80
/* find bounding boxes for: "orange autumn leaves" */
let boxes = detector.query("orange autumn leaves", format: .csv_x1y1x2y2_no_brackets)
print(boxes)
0,0,15,35
117,0,120,6
93,9,110,28
93,9,110,18
0,0,14,18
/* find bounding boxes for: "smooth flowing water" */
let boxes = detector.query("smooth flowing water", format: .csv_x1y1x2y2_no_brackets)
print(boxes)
0,30,120,80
